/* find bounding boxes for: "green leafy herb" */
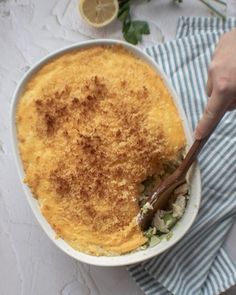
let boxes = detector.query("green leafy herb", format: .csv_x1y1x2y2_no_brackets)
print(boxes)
118,0,150,44
163,213,178,228
145,226,156,239
117,0,226,45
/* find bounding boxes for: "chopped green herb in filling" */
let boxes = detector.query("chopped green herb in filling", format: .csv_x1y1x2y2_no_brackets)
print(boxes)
139,159,189,249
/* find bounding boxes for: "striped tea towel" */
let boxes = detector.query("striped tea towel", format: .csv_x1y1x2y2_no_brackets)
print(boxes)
176,16,236,38
128,17,236,295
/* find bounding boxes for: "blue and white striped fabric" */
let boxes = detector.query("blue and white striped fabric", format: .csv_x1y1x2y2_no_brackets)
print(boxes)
128,17,236,295
176,16,236,38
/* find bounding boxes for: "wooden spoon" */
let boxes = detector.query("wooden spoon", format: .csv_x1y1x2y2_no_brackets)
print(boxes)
138,111,227,231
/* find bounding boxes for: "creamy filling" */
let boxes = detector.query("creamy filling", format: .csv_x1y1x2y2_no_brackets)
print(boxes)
139,158,189,249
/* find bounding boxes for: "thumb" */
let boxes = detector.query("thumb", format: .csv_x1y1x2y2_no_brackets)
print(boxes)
194,90,228,139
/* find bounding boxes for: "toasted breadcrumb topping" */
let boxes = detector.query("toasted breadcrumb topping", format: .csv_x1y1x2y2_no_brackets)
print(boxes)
35,74,167,232
16,45,185,255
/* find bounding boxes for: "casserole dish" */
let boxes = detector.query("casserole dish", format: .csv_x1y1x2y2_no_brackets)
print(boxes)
11,39,201,266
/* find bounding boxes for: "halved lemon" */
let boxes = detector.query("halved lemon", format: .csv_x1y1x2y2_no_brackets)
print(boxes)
79,0,119,28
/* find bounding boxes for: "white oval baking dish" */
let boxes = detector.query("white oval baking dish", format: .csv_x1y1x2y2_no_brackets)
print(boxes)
10,39,201,267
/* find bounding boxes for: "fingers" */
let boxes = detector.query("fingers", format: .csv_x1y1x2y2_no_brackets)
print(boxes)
228,99,236,111
195,29,236,140
194,89,228,139
206,76,213,97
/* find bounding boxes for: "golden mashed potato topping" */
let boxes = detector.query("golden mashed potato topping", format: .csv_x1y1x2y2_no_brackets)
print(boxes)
16,45,186,256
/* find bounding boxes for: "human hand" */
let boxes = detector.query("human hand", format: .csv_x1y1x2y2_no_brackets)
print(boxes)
195,28,236,140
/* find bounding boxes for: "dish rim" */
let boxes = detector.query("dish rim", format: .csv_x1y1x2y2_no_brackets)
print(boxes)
10,39,201,267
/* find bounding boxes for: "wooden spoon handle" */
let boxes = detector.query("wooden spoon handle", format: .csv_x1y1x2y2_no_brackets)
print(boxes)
178,107,228,179
138,109,228,231
177,138,207,178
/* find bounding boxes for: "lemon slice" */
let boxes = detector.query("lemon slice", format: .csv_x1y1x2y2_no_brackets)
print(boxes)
79,0,119,28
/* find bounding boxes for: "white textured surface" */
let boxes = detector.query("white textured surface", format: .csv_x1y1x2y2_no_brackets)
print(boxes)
0,0,235,294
